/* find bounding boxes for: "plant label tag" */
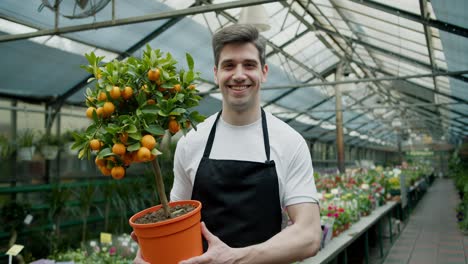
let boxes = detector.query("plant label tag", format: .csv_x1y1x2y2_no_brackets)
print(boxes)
24,214,33,225
6,244,24,256
100,232,112,244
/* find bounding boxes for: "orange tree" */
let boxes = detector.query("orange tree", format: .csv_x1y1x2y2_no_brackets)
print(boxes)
73,45,205,218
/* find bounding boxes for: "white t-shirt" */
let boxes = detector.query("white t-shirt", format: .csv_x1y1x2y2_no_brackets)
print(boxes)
170,111,319,208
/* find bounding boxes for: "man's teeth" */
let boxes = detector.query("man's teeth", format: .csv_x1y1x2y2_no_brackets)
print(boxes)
230,85,248,90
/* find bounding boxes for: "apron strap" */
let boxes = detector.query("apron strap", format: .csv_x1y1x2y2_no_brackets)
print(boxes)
202,111,222,158
202,109,271,162
260,109,270,162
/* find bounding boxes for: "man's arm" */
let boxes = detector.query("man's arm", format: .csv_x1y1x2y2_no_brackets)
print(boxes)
180,202,321,264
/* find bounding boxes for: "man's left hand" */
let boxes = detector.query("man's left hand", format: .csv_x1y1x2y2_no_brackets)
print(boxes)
179,222,241,264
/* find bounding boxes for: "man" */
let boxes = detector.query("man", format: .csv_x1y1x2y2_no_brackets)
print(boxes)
135,24,321,264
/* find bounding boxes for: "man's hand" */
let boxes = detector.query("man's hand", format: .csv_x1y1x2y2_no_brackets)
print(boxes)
179,222,242,264
131,232,150,264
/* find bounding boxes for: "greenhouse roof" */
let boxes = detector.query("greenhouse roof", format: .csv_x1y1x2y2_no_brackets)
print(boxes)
1,0,467,149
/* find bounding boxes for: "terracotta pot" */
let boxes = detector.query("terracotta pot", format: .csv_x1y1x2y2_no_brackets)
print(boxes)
129,200,203,264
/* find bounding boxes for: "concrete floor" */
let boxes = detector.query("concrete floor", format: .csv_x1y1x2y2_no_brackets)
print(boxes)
384,178,467,264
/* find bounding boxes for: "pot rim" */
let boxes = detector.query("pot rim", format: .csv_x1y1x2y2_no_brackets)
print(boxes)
129,200,201,228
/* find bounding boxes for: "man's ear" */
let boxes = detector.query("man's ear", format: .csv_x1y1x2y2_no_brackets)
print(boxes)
261,64,269,83
214,66,219,84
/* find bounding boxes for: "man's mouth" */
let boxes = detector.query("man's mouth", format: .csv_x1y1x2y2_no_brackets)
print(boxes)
227,85,251,91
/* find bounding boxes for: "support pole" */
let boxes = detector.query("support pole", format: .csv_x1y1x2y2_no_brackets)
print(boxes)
335,62,346,173
10,100,17,200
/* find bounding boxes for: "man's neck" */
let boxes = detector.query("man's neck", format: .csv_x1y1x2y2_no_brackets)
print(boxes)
221,106,261,126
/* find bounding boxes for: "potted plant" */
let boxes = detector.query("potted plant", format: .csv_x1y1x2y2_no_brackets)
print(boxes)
62,130,79,156
0,134,14,159
39,133,62,160
16,129,37,161
73,45,205,263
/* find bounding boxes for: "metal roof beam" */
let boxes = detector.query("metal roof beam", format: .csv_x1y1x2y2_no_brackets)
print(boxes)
262,62,338,109
348,0,468,39
0,0,278,42
303,91,376,133
315,24,468,84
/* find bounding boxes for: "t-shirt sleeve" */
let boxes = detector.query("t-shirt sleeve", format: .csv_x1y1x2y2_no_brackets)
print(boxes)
283,138,319,207
170,138,193,201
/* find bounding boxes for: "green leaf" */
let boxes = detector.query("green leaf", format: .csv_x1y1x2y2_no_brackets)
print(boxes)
145,125,165,135
151,148,163,156
97,148,113,159
158,110,168,117
136,91,146,106
185,70,194,84
141,105,159,115
190,111,206,122
127,142,141,152
169,108,186,116
128,133,142,141
125,125,138,134
186,53,194,70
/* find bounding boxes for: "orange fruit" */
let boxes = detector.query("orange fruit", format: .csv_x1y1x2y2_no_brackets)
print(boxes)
110,86,121,100
141,135,156,150
98,91,107,101
122,153,132,166
147,99,156,105
122,86,133,100
119,132,128,144
89,139,101,151
86,107,96,119
99,166,112,176
148,68,160,81
171,84,181,93
141,84,150,94
188,84,196,90
137,147,151,162
103,102,115,117
111,166,125,180
168,119,180,134
95,157,106,167
96,107,104,117
112,143,126,155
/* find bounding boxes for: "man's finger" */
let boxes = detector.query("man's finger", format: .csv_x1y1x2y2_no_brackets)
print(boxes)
200,222,217,243
179,254,211,264
130,231,139,243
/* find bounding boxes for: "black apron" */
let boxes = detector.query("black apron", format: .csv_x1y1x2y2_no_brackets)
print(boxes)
191,109,282,250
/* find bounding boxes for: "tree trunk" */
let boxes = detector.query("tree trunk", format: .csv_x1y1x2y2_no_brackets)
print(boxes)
151,158,171,219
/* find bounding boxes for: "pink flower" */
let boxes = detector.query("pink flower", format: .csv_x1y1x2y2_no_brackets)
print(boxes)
327,213,333,217
334,213,339,218
109,246,116,255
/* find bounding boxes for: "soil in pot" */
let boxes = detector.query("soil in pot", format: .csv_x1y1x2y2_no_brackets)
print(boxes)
135,204,195,224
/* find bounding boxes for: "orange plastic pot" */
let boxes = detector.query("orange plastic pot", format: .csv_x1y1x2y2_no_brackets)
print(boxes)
129,200,203,264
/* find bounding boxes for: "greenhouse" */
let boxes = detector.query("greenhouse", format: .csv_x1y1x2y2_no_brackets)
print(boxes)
0,0,467,263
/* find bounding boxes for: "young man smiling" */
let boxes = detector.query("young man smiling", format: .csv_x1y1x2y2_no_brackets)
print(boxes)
135,24,321,264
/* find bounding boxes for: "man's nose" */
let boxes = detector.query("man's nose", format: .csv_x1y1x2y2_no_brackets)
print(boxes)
232,64,247,81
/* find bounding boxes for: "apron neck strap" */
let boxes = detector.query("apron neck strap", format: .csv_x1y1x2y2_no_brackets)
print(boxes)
203,108,271,162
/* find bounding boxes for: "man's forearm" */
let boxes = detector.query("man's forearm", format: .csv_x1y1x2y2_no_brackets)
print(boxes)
236,204,322,264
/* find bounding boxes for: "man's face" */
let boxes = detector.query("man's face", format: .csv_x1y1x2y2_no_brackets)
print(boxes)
214,42,268,113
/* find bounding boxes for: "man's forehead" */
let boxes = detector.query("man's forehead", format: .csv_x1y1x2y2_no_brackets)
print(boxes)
218,43,261,63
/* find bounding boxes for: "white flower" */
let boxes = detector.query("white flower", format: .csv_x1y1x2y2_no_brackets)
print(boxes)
361,184,370,190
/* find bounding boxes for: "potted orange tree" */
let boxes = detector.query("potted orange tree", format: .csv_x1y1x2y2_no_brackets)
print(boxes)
72,45,205,263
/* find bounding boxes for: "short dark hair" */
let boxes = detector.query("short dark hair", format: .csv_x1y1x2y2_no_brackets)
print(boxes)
212,24,266,67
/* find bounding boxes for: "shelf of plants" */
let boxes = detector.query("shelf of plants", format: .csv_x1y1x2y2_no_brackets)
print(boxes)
295,163,434,264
